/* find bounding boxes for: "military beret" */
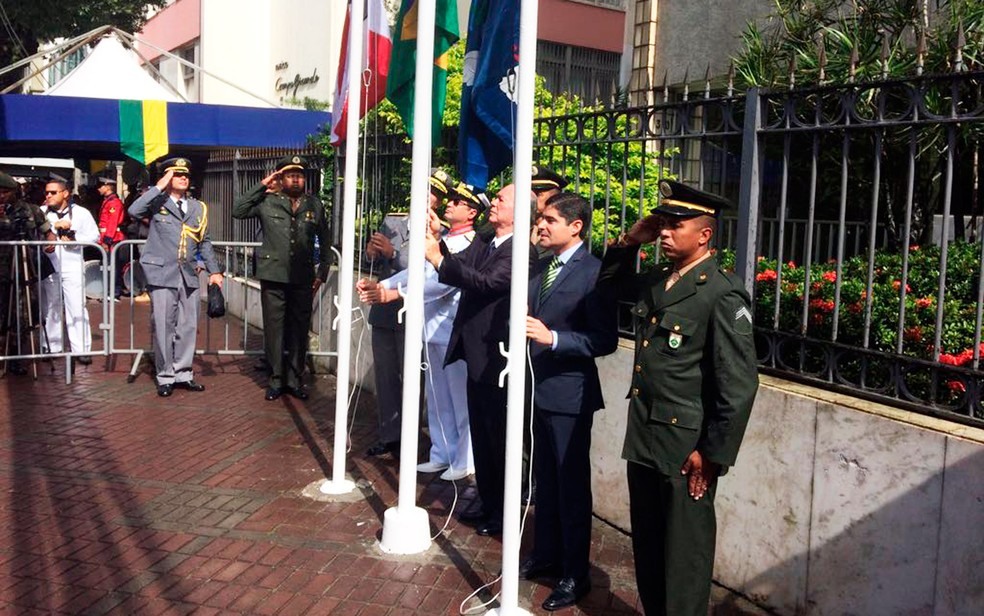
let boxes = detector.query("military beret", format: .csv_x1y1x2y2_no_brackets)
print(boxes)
96,176,117,185
161,157,191,174
654,180,731,218
531,165,569,193
0,171,18,189
429,168,453,199
449,182,490,213
276,155,307,173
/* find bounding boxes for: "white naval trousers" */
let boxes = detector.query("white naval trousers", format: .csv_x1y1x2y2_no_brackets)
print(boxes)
40,261,91,355
423,342,473,473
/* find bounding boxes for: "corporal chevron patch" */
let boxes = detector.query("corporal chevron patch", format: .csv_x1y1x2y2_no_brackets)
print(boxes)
735,306,753,323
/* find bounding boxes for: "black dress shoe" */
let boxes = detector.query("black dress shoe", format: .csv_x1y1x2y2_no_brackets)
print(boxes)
75,356,92,365
542,577,591,611
519,557,561,580
176,381,205,392
157,384,173,397
265,387,282,401
475,520,502,537
365,441,399,457
285,386,309,400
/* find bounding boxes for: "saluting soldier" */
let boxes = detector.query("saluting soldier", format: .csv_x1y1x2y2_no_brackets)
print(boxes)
233,155,331,401
600,180,758,616
129,158,224,397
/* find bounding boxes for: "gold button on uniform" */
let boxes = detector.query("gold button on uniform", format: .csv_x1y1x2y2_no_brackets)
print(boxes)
673,325,681,332
631,388,640,396
642,340,650,348
651,316,657,324
671,417,678,424
634,365,642,373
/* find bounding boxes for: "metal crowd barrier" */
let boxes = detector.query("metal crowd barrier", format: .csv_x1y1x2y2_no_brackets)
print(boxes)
107,240,340,383
0,240,110,384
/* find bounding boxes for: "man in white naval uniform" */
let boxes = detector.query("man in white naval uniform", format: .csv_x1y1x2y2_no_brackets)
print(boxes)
358,181,486,481
40,179,99,364
129,157,223,397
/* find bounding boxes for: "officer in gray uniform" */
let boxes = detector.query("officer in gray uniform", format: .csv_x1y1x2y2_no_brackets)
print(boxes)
600,180,758,616
129,158,223,397
233,155,331,401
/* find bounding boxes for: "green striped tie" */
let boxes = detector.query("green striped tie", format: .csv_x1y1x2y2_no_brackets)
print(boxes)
539,256,562,303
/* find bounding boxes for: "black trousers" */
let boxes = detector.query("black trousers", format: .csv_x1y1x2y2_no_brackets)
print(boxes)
260,280,312,390
466,378,508,519
371,326,405,444
626,461,718,616
531,407,594,580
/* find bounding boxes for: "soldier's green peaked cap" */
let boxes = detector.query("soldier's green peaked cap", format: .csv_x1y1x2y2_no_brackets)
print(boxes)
655,180,731,218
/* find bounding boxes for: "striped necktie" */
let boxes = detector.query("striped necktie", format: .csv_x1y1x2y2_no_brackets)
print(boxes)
539,256,562,303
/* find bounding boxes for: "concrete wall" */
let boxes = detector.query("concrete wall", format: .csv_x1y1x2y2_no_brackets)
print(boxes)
592,342,984,616
653,0,771,83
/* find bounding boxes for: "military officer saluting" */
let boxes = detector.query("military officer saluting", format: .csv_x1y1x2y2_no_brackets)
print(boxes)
599,180,758,616
129,157,223,397
233,155,331,401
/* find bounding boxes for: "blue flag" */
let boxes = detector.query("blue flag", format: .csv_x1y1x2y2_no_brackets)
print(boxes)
458,0,520,190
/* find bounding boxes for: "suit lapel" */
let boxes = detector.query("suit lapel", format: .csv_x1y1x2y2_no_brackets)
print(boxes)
653,256,717,311
537,244,586,311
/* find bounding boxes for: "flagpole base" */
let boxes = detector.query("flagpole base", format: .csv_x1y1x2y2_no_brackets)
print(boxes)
485,608,533,615
378,506,431,554
318,477,356,495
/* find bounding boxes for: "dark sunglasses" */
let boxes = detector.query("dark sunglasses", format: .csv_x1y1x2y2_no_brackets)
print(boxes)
172,172,189,178
45,190,64,195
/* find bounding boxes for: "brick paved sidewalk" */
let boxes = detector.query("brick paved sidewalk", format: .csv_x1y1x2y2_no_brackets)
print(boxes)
0,337,768,615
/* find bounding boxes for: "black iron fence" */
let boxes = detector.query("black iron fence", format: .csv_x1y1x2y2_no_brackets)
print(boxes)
208,70,984,426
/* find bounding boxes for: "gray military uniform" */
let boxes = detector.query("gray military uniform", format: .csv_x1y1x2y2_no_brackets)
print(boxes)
129,187,220,386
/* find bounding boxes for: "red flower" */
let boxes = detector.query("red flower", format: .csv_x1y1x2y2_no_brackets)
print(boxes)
822,271,837,283
947,380,966,393
756,269,778,283
786,261,797,269
848,302,864,314
809,298,835,312
910,245,920,251
903,327,922,343
892,280,912,293
939,353,961,366
915,297,933,309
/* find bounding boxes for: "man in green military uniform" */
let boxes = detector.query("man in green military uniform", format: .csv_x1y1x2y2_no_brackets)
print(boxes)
0,171,56,374
233,155,331,401
599,180,758,616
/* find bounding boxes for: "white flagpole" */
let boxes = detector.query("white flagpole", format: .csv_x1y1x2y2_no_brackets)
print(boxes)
378,0,436,554
321,0,364,496
490,0,538,612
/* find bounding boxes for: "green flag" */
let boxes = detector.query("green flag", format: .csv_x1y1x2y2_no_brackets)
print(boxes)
386,0,459,141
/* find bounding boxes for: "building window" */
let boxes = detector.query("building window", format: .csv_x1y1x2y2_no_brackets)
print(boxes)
537,41,620,104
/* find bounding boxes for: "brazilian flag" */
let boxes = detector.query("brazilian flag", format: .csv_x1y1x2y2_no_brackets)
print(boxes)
119,99,169,164
386,0,459,141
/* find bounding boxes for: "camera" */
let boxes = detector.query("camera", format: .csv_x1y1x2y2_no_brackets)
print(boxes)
56,227,76,240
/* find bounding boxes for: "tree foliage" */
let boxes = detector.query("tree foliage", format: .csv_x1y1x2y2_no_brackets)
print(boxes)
0,0,165,88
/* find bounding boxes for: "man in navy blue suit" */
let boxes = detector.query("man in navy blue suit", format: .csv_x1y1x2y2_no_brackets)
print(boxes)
521,192,618,611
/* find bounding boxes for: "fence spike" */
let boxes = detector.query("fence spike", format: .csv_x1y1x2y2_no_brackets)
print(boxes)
727,61,735,97
787,55,796,90
954,20,965,72
880,34,891,79
817,35,827,84
704,63,711,99
661,69,669,103
849,45,859,83
916,29,926,76
682,65,690,101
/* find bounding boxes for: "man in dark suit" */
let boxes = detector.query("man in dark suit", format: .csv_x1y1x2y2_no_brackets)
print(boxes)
521,192,617,611
600,181,758,616
424,183,528,537
129,158,223,397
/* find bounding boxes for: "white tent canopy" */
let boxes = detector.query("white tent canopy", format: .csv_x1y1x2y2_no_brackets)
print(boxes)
45,35,182,102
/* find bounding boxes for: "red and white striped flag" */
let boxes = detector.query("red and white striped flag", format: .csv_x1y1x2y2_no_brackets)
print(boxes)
330,0,392,146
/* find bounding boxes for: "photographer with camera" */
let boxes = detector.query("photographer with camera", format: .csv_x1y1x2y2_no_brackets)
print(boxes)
0,171,56,375
40,180,99,365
